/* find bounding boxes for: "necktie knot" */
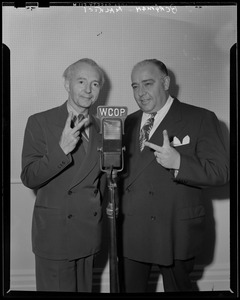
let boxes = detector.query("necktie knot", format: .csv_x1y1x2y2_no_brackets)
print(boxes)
139,112,157,151
77,114,85,123
149,112,157,119
72,114,85,126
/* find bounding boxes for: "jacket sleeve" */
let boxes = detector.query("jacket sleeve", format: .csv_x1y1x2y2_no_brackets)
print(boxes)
21,115,72,190
174,111,229,188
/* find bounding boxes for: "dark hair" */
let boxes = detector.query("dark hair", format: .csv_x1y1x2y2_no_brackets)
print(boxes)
133,59,169,76
63,58,105,86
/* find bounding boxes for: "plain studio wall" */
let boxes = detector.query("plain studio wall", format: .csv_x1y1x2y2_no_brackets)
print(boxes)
3,4,236,292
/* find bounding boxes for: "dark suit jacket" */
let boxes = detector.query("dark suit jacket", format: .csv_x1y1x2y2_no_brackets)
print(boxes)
21,101,106,260
120,98,229,266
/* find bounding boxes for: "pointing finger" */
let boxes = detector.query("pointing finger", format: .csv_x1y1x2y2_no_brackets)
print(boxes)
162,130,170,146
144,141,162,152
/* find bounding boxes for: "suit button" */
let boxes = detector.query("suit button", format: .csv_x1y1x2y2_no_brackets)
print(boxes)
68,191,72,195
149,191,154,195
94,189,98,196
68,214,73,219
93,212,98,216
151,216,156,221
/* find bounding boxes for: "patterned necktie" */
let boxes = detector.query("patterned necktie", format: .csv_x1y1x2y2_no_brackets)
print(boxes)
72,114,89,141
139,112,157,151
72,114,89,153
77,114,89,142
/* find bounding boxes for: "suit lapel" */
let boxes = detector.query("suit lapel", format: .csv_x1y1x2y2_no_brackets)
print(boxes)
47,101,69,141
150,98,182,145
126,98,183,187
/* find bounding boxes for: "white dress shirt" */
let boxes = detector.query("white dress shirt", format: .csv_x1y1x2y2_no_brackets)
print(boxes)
140,96,174,139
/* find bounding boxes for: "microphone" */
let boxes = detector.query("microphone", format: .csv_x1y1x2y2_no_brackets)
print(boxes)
97,107,128,292
97,106,128,171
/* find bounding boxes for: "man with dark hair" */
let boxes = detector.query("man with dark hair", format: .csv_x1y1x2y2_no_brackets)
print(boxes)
21,58,106,292
119,59,229,292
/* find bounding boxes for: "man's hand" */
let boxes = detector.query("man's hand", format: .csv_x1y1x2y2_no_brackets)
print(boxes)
145,130,180,170
59,112,88,155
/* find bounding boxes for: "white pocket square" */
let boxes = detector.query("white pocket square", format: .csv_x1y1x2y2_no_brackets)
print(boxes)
171,135,190,147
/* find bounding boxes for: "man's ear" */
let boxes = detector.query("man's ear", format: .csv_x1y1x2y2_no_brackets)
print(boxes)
64,79,70,92
163,76,170,91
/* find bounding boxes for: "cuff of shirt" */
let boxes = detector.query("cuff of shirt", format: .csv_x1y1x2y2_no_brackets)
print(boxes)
174,169,179,178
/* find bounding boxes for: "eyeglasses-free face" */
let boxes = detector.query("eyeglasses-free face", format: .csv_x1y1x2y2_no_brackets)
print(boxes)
131,63,170,113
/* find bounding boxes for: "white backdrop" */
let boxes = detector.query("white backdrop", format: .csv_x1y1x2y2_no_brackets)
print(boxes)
3,4,236,292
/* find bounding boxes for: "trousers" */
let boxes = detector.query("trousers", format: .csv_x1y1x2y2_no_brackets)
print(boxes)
120,257,195,292
35,254,94,292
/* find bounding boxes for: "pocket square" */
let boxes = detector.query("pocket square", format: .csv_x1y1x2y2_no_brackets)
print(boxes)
171,135,190,147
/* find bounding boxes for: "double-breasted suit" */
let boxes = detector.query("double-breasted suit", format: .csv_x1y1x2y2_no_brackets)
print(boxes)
21,101,106,261
120,98,229,266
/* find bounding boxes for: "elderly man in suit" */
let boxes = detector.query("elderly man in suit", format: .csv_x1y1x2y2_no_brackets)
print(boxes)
119,59,229,292
21,58,107,292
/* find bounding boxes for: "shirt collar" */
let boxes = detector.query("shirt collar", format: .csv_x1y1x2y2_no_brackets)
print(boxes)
67,101,89,119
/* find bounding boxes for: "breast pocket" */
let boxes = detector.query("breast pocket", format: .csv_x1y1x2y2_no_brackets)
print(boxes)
174,143,194,155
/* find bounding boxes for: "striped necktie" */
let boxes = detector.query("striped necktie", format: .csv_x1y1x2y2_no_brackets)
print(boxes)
72,114,89,154
72,114,89,142
77,114,89,142
139,112,157,151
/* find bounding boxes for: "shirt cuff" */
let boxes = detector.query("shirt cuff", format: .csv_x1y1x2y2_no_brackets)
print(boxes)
174,169,179,178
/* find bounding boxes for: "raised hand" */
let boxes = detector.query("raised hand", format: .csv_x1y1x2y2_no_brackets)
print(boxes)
59,112,88,155
144,130,181,170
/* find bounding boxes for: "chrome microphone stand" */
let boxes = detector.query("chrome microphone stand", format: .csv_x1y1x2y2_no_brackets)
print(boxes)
98,148,125,293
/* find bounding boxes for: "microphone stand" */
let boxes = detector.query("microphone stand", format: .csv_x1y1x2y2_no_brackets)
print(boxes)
106,166,120,293
98,149,125,293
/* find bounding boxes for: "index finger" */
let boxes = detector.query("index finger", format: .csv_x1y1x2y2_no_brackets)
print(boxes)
144,141,162,152
74,117,88,131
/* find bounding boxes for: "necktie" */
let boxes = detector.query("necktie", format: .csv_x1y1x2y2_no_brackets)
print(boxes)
72,114,89,152
139,112,157,151
77,114,89,142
